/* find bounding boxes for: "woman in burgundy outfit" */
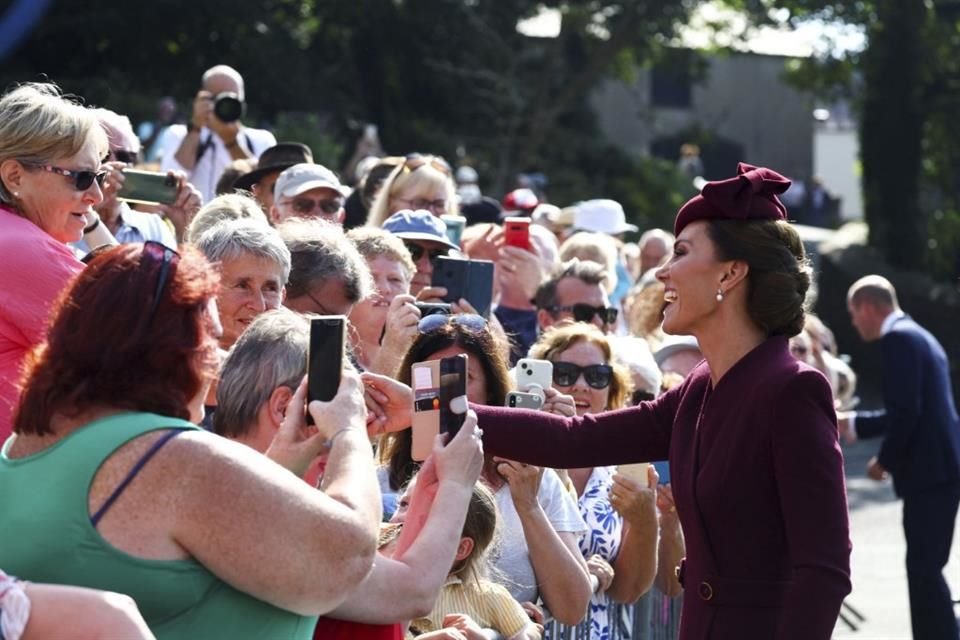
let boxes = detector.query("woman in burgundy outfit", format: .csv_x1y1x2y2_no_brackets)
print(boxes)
473,164,851,640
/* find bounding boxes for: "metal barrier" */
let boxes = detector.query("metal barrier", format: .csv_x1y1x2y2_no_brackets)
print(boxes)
544,591,682,640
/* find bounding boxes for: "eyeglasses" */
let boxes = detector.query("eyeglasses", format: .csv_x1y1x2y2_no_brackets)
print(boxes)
396,197,447,213
282,196,343,216
402,154,451,176
404,242,449,263
546,303,619,326
110,149,139,164
552,362,614,389
631,389,656,405
418,313,487,334
143,241,180,323
27,164,107,191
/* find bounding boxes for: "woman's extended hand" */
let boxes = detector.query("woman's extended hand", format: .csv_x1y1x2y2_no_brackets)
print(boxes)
494,457,544,514
360,372,412,435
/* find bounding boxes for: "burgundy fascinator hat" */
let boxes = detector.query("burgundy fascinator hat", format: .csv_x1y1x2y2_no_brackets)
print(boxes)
674,163,791,236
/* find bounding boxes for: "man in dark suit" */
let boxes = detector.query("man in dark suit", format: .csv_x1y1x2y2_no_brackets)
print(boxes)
839,274,960,639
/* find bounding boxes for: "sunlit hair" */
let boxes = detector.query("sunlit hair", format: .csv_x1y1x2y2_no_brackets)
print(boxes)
215,308,309,438
366,156,456,226
559,232,618,293
13,244,220,435
278,217,373,302
202,64,245,101
0,82,108,205
196,217,291,284
528,323,632,411
187,192,269,243
346,225,416,282
379,319,512,491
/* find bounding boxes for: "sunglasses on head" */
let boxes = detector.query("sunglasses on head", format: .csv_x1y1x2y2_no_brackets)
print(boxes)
403,153,451,176
546,303,618,326
552,361,614,389
143,241,180,323
27,163,107,191
284,196,343,216
418,313,487,335
404,242,449,263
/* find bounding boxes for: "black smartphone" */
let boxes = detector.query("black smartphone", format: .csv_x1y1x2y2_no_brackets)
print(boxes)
431,257,494,318
439,354,468,440
307,316,345,424
118,169,178,205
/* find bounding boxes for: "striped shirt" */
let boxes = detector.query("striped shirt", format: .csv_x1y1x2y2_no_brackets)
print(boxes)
412,575,531,638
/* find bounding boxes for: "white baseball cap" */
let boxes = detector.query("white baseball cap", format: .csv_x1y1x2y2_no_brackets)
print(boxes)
274,163,348,199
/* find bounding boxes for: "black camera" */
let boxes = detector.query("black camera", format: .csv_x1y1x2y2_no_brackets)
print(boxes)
415,302,452,317
213,92,244,123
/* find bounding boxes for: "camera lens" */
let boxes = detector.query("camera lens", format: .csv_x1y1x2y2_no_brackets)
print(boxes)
214,92,244,123
509,397,516,406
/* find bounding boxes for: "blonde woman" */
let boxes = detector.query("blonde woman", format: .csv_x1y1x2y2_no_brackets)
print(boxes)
365,154,456,227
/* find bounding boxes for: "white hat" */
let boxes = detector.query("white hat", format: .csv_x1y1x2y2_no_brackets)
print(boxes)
574,199,638,234
275,163,348,198
654,335,701,367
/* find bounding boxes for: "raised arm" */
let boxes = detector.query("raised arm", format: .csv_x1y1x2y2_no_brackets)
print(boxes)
474,386,680,469
606,468,659,604
174,371,380,616
330,416,484,623
772,371,852,639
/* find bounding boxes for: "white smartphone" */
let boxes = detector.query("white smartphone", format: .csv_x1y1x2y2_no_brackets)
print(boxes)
616,462,651,488
516,358,553,399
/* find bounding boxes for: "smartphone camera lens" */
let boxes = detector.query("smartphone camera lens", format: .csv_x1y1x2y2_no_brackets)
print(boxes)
509,397,516,407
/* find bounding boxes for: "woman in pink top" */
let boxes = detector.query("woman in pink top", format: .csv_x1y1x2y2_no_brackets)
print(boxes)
0,82,109,440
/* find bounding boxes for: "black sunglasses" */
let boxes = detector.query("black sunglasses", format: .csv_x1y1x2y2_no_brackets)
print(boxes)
546,303,618,326
143,241,180,322
111,149,139,165
631,389,657,405
552,361,614,389
418,313,487,334
285,196,343,216
28,163,107,191
404,242,449,263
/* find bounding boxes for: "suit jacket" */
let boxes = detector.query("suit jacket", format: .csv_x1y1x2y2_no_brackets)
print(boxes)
476,336,852,639
856,315,960,497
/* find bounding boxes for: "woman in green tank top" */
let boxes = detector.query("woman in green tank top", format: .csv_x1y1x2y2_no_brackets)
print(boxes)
0,243,382,640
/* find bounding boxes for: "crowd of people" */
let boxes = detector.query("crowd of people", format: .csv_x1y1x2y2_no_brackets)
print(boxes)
0,64,957,640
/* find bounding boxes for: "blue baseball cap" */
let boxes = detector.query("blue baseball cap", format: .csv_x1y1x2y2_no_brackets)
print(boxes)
382,209,459,250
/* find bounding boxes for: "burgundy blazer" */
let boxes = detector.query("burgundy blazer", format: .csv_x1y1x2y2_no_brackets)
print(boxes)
476,336,851,639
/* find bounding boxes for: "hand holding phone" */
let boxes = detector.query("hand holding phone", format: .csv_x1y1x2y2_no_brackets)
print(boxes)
515,359,553,401
431,257,494,318
411,354,469,461
616,463,651,488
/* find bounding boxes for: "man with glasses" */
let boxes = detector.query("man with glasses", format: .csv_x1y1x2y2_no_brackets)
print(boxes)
534,259,617,335
232,142,313,214
270,163,348,225
75,109,199,254
381,209,459,296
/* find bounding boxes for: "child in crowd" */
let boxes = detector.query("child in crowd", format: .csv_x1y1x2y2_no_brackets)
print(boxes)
410,484,541,640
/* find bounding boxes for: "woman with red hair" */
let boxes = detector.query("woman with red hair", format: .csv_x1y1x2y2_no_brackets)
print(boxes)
0,243,381,639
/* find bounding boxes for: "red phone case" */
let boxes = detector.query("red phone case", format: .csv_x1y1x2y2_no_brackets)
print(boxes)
504,218,531,251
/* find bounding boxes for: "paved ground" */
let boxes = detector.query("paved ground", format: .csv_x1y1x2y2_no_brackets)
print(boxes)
832,437,960,639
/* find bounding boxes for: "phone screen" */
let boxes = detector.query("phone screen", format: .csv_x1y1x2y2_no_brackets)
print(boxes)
118,169,178,205
307,317,345,423
439,354,467,440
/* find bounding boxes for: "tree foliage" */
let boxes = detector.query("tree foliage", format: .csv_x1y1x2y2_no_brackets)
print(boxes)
0,0,702,232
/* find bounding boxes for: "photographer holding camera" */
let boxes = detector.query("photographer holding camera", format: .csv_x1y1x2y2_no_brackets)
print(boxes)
161,64,276,201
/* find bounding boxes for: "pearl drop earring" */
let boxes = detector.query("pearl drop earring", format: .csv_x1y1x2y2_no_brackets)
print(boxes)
13,191,19,197
716,288,724,303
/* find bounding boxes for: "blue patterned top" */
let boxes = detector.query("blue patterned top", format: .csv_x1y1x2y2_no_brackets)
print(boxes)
577,466,623,640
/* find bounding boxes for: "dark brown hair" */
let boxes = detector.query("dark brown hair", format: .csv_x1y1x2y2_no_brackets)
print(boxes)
706,219,811,338
379,320,511,491
14,244,220,435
